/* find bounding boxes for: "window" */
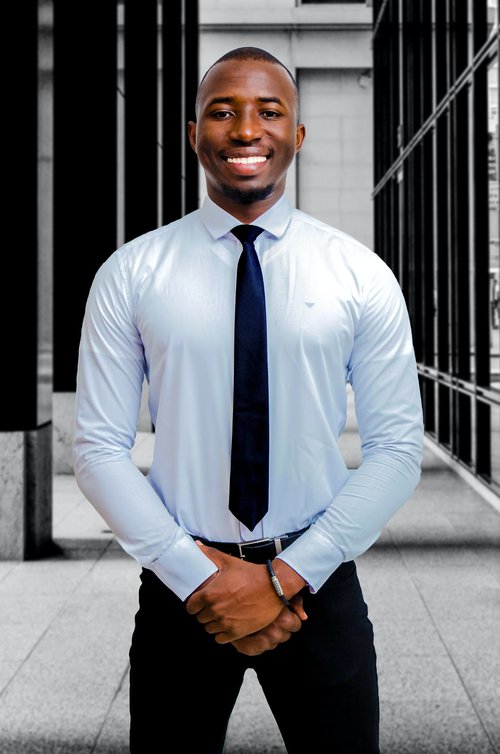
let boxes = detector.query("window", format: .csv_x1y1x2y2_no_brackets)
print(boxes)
373,0,500,495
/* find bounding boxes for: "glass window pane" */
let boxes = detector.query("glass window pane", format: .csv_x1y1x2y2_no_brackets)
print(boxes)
488,0,499,38
491,403,500,487
468,0,474,63
488,58,499,390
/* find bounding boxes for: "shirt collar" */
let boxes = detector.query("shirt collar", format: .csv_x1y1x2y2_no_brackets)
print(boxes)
200,193,293,241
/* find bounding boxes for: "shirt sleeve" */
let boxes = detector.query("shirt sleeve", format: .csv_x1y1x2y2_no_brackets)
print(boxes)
276,255,424,591
72,251,218,600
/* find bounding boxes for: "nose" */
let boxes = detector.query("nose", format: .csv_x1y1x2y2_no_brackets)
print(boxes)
229,109,263,142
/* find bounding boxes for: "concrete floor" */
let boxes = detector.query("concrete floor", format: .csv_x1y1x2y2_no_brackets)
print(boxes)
0,425,499,753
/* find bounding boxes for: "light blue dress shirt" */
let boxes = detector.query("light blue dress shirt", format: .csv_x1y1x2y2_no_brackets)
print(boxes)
73,194,424,601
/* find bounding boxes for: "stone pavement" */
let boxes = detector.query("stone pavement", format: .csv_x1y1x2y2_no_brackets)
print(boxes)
1,412,500,753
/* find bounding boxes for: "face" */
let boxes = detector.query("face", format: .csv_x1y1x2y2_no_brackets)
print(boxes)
188,59,305,221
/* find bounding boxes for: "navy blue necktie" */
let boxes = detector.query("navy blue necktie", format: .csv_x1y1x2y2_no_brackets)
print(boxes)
229,224,269,531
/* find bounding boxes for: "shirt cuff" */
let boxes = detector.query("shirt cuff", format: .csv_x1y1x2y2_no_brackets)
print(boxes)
150,530,219,601
275,525,344,593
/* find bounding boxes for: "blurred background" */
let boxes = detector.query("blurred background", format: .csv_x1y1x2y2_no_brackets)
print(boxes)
1,1,499,752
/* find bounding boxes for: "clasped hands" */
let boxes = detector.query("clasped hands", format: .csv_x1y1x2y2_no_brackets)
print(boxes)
185,542,308,656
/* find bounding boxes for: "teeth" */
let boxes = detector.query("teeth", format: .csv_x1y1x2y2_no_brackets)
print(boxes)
227,156,267,165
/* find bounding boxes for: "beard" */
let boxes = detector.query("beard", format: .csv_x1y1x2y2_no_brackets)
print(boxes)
219,182,275,204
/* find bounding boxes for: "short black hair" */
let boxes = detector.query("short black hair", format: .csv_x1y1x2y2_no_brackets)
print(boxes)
195,46,300,121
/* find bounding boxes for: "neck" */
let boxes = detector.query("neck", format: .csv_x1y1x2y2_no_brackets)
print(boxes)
208,186,285,224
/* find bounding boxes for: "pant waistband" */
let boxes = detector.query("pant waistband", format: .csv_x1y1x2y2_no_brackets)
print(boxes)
194,526,310,564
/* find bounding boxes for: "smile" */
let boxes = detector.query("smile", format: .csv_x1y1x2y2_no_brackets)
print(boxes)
226,156,268,165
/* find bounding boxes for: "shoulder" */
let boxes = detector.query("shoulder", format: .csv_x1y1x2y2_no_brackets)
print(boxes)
87,211,202,302
116,209,202,265
289,208,395,282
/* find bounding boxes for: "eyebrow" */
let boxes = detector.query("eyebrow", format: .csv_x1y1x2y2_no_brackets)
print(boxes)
206,96,286,108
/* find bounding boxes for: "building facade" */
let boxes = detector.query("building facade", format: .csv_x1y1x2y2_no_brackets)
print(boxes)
373,0,500,498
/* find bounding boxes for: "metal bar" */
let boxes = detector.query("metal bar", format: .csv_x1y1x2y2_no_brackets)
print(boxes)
124,0,158,241
473,64,490,389
416,365,500,406
162,0,183,224
455,87,470,382
422,131,434,368
372,0,392,44
184,0,199,213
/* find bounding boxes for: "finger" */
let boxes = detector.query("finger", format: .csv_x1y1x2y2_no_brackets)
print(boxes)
185,593,204,615
274,609,302,632
213,631,233,645
194,607,216,625
203,620,224,635
231,640,266,657
289,595,308,621
195,541,233,568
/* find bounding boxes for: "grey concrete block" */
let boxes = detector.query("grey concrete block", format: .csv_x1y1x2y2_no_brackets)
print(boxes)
411,567,500,622
378,656,467,706
451,653,500,748
75,557,141,595
0,594,133,752
398,545,483,571
224,669,286,754
0,660,22,695
432,618,500,659
380,699,496,754
0,623,50,662
473,545,500,584
93,673,130,753
0,563,17,583
377,655,470,704
1,592,65,627
357,569,430,623
0,559,93,595
372,618,448,659
0,432,26,559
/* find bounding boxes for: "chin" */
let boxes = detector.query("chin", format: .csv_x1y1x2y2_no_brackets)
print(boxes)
220,183,275,204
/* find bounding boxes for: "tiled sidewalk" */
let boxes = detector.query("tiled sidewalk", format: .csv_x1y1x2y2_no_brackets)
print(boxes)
0,428,499,753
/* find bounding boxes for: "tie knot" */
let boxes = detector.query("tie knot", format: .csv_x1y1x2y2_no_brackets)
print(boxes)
231,224,265,246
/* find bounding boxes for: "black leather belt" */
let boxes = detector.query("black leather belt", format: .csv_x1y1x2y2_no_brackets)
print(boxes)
195,526,310,564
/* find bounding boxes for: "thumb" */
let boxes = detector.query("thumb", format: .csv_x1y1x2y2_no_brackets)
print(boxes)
290,594,308,621
195,540,230,569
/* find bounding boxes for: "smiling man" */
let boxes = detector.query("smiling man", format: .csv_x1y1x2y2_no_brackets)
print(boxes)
73,47,424,753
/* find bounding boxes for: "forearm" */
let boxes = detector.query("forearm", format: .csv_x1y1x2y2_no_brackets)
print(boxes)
74,455,217,600
277,445,422,593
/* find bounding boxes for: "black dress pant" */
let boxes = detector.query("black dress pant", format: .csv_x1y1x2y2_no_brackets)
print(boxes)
129,561,379,753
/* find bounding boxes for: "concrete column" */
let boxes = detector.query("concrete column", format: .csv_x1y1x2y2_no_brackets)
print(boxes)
1,1,53,559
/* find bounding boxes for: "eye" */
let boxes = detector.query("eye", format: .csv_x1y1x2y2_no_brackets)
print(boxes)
210,110,233,119
261,110,281,118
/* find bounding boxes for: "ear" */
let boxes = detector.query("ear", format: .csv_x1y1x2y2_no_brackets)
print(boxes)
188,121,197,153
295,123,306,153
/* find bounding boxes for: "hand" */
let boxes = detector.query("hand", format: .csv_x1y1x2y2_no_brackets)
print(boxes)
231,595,308,656
185,542,284,643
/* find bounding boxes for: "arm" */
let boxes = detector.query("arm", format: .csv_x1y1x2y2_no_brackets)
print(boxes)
73,252,217,600
275,256,424,591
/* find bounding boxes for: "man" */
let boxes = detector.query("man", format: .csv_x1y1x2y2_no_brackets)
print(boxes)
73,47,423,753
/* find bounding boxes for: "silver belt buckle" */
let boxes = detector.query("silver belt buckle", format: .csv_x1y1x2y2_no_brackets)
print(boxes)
237,535,275,559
